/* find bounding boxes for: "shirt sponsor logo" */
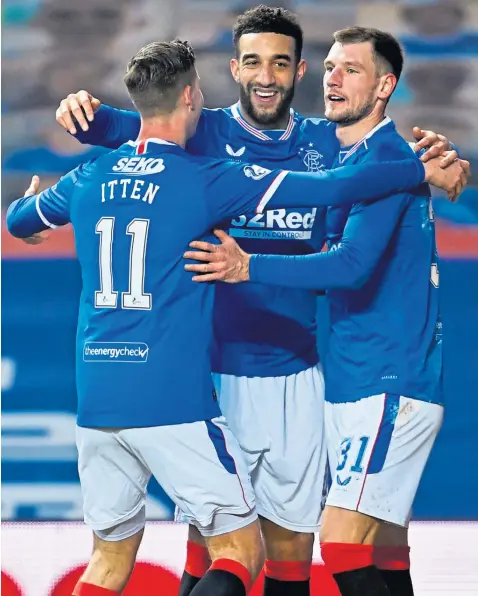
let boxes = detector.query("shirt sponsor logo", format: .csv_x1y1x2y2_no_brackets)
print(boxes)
230,208,317,240
243,164,271,180
83,342,149,363
111,157,166,175
226,144,246,157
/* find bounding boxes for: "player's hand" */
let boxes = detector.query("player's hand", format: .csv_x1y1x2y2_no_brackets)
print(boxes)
20,175,50,244
423,155,470,202
184,230,251,283
413,127,453,162
56,90,101,135
24,174,40,197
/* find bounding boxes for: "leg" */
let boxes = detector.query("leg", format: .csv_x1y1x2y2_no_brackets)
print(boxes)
179,524,210,596
320,509,413,595
320,506,390,596
73,528,143,594
190,518,264,596
253,365,327,596
126,418,259,594
261,517,314,596
374,524,413,596
214,367,327,596
75,426,151,594
321,395,443,596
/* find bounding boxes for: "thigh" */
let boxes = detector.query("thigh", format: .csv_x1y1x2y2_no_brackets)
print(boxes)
326,394,443,527
122,417,257,537
76,426,150,532
213,372,268,473
255,365,328,533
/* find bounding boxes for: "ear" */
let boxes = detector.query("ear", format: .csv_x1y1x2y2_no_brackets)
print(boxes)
296,58,307,83
230,58,240,83
378,73,397,102
183,84,193,110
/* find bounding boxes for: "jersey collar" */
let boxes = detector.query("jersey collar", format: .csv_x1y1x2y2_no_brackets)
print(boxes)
126,138,178,154
339,117,392,162
230,102,295,141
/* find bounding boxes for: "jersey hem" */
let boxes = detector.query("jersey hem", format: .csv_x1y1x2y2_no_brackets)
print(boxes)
325,388,444,406
212,352,320,378
76,410,222,429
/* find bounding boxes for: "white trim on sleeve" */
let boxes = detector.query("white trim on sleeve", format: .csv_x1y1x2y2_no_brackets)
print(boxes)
256,170,289,213
35,193,58,229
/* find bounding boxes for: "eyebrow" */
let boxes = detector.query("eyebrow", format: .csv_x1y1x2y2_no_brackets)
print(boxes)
242,53,292,62
324,59,364,69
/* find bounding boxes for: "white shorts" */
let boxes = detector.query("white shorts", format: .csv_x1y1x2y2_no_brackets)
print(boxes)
178,364,327,532
76,417,256,540
325,394,443,527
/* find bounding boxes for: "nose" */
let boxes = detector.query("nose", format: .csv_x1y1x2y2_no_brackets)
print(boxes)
327,67,342,88
256,64,275,87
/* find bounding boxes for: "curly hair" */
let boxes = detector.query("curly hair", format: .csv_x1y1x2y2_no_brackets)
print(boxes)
233,5,303,62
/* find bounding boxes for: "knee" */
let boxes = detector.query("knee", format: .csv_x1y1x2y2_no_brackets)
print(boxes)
206,519,265,581
92,513,144,575
320,506,380,545
93,527,143,567
261,518,314,562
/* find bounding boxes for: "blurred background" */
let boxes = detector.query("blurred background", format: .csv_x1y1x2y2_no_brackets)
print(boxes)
1,0,478,592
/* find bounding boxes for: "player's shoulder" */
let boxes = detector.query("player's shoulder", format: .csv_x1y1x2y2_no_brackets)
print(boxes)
192,154,274,186
188,106,239,152
65,153,104,185
299,115,337,140
200,106,237,130
366,119,415,163
299,115,335,133
298,116,339,161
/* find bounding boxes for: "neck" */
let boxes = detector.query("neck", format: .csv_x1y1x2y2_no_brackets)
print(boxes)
239,100,291,130
137,116,188,148
336,109,387,148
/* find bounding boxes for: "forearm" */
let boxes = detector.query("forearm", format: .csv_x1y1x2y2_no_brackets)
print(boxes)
249,250,364,290
6,195,52,238
74,105,141,149
262,159,425,211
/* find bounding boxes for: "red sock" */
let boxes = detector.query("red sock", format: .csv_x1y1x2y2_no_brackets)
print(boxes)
72,582,119,595
210,558,252,593
264,559,311,581
321,542,374,575
184,540,211,578
373,546,410,571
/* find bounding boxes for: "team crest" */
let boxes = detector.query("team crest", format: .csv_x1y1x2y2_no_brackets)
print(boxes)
299,143,324,172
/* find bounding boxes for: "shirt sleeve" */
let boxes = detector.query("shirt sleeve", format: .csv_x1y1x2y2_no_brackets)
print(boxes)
203,156,425,223
6,166,85,238
249,193,411,290
202,160,291,221
258,158,425,212
74,105,141,149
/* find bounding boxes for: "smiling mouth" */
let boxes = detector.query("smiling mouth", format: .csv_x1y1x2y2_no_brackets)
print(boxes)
327,94,346,102
253,89,279,102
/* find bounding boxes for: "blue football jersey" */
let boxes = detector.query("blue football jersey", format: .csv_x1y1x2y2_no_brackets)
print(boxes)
8,136,427,426
74,104,340,377
249,118,443,405
325,120,443,404
4,140,322,427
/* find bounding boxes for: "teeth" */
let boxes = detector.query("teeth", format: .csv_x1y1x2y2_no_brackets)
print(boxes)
330,96,344,101
255,90,275,97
